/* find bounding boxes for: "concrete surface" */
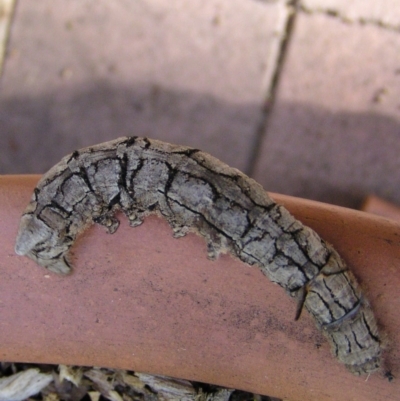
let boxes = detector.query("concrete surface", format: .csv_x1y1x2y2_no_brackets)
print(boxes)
0,0,399,209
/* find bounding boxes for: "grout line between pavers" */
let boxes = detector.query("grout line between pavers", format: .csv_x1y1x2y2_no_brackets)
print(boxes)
299,4,400,32
245,0,298,178
0,0,16,78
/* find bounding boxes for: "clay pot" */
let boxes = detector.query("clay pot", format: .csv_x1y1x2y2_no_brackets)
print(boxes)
1,175,399,401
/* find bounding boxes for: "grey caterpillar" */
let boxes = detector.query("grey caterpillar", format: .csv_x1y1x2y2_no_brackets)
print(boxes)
15,136,382,376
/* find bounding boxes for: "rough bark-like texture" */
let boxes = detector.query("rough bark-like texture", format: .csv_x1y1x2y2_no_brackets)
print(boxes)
15,137,382,376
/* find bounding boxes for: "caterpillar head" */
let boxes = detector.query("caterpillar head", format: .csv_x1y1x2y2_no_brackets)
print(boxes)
15,213,72,275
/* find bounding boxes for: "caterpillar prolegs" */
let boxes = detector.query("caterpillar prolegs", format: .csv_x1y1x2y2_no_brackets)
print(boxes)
15,137,382,376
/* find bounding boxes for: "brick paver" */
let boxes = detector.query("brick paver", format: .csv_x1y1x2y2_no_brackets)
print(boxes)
1,1,399,209
0,0,289,174
253,12,400,208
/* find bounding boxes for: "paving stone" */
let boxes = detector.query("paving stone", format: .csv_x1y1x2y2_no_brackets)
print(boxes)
301,0,400,29
253,12,400,208
0,0,289,174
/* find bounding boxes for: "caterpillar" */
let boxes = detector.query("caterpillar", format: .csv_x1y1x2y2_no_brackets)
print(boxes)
15,136,382,376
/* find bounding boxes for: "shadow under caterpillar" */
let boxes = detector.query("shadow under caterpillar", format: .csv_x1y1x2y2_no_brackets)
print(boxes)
15,137,382,376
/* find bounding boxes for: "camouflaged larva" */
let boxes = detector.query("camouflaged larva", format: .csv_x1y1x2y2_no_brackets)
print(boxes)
15,136,382,376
